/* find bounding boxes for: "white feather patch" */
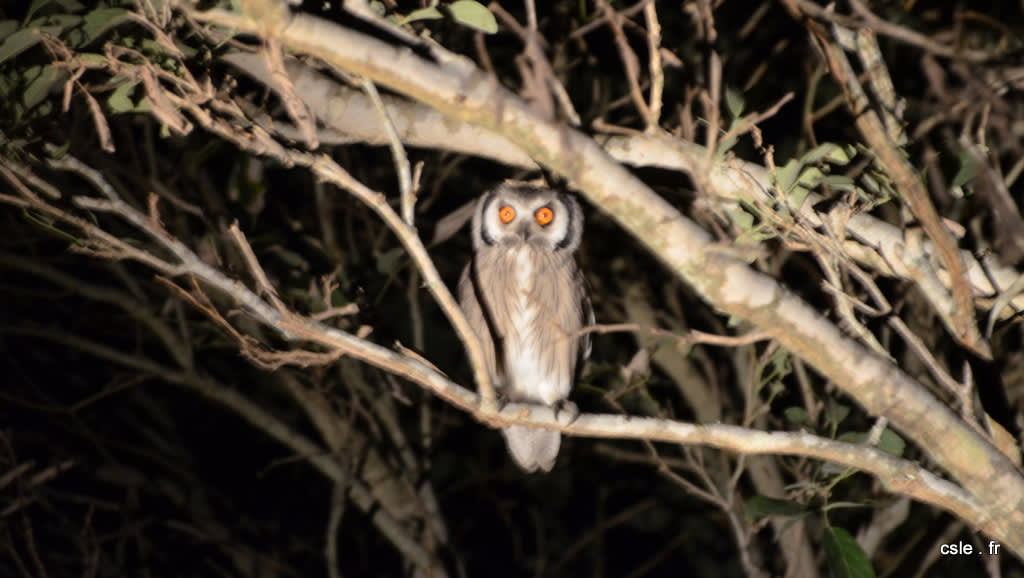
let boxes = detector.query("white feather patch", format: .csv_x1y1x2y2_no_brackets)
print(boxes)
506,246,560,405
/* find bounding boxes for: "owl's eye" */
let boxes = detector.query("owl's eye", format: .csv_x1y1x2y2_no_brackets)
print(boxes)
498,206,516,223
534,207,554,226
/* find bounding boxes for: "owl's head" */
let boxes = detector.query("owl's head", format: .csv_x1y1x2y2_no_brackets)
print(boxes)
472,183,583,253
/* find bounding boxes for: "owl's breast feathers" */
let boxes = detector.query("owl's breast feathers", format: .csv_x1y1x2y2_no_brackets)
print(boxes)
474,245,586,405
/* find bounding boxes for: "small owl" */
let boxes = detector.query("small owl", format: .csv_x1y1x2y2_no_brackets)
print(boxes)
458,183,592,472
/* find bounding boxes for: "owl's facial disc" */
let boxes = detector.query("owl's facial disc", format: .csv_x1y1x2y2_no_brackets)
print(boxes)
473,185,581,252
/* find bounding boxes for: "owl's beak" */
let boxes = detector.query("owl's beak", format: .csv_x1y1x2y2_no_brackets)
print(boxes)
518,222,532,241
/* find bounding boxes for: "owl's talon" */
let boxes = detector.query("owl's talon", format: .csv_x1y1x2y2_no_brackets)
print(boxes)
484,388,509,412
553,400,579,426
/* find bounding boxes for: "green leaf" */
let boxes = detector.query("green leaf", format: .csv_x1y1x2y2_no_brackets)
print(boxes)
25,0,59,22
800,142,840,165
725,86,745,119
838,429,904,456
821,461,851,475
952,149,977,189
725,206,754,233
80,7,130,45
23,208,82,242
784,406,809,426
375,247,405,275
44,13,81,29
54,0,86,11
23,64,65,110
860,173,880,196
829,144,856,165
448,0,498,33
78,52,107,66
838,431,865,444
49,139,71,158
776,159,801,194
398,6,443,25
789,185,811,209
745,496,808,521
823,501,871,512
823,174,857,193
330,290,352,308
0,28,44,65
876,429,905,457
716,133,739,156
796,166,824,189
768,347,792,379
0,20,18,39
270,246,309,271
745,224,777,243
824,527,875,578
824,399,850,428
107,81,137,113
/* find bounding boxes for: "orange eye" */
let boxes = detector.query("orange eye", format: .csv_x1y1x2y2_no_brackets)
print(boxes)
498,205,516,223
535,207,554,226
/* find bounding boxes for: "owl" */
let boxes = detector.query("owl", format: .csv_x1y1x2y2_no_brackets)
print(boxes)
458,183,592,472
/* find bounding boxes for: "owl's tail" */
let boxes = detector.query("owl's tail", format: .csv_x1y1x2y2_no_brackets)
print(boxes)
502,426,561,473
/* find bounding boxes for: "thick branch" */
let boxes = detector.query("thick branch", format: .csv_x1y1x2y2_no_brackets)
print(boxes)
222,53,1024,322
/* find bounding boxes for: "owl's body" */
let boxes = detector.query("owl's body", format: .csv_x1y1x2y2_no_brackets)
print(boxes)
458,183,591,472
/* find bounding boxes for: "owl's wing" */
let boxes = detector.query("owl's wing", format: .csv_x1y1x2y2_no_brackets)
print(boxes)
457,259,500,383
581,292,594,361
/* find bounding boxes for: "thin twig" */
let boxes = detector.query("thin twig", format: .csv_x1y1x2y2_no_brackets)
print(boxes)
362,77,415,227
490,0,580,124
325,483,346,578
595,0,651,126
642,1,663,132
570,0,650,39
811,22,989,359
703,51,722,164
298,153,498,411
164,77,500,409
575,322,770,348
785,0,998,63
228,220,288,313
